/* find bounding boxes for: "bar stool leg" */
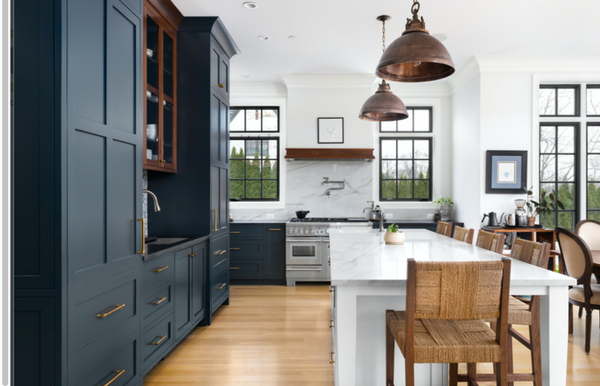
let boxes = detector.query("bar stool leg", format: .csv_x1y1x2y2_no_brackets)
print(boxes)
385,319,395,386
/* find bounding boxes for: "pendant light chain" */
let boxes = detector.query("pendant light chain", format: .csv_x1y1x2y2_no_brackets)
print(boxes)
382,18,386,53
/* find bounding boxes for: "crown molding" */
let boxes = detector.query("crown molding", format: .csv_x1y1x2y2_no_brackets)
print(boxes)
475,55,600,74
279,73,376,89
445,56,480,95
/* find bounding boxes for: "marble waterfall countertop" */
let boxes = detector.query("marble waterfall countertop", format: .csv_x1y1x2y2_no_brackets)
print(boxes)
329,229,575,287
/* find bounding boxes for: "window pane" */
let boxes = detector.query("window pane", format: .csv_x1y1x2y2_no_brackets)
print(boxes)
557,155,575,181
588,211,600,221
398,161,412,179
230,181,245,199
540,126,555,153
381,180,396,199
588,155,600,181
230,140,245,159
246,181,261,199
540,183,555,198
540,211,555,230
539,88,555,115
263,181,277,199
398,111,412,131
246,160,261,179
414,161,429,179
413,109,430,132
245,140,261,159
382,161,397,179
557,183,575,210
540,155,556,181
262,160,277,179
557,212,575,230
381,121,396,132
397,181,413,199
588,183,600,209
397,140,412,159
263,109,278,131
557,126,574,153
557,88,575,115
588,87,600,116
246,109,261,131
262,140,278,159
230,109,244,131
414,180,429,199
414,140,429,159
382,140,396,159
588,126,600,153
230,160,244,178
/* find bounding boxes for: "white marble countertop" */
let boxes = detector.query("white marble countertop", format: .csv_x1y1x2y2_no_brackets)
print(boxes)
330,229,576,287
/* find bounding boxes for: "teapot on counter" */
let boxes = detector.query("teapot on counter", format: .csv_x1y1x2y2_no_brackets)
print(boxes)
481,212,500,227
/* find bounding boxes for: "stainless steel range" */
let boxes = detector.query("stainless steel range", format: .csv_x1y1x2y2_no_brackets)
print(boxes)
286,218,372,286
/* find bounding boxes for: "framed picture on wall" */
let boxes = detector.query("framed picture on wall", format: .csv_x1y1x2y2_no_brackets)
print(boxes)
486,150,528,194
318,117,344,144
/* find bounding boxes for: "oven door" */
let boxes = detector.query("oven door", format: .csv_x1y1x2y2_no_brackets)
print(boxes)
286,237,323,265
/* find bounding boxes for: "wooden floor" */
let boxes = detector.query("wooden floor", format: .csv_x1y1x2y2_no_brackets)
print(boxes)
144,285,600,385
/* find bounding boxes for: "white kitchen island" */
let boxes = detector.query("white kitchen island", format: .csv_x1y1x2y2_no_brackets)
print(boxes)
329,229,576,386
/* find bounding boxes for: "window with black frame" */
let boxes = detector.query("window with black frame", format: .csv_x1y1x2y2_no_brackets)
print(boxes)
379,107,432,132
380,138,432,201
587,85,600,117
539,85,580,117
588,124,600,221
230,138,279,201
230,107,279,132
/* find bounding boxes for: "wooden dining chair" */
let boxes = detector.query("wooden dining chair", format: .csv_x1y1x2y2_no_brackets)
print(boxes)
574,220,600,318
452,226,474,244
556,227,600,354
436,221,452,237
386,258,512,386
475,229,506,254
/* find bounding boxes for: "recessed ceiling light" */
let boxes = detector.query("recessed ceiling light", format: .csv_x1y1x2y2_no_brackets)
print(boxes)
288,35,296,40
257,35,270,41
243,2,258,9
432,34,448,42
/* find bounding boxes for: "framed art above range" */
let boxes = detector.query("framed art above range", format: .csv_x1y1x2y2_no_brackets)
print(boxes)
486,150,528,194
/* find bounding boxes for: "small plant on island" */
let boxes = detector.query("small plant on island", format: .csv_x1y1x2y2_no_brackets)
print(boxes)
387,223,399,233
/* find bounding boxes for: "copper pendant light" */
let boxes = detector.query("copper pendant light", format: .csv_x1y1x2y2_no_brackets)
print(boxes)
376,0,455,83
359,15,408,122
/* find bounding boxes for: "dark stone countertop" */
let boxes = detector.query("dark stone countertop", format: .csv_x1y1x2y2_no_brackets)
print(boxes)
144,234,211,262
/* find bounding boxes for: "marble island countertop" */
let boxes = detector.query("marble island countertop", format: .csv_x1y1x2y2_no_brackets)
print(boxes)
329,229,576,288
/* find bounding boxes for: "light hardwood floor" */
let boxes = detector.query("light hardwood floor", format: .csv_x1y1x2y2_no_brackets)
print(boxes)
144,285,600,385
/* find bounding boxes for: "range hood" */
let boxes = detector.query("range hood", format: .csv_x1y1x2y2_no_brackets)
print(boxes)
285,148,375,161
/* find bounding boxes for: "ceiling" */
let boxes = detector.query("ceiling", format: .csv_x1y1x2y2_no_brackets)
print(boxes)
173,0,600,84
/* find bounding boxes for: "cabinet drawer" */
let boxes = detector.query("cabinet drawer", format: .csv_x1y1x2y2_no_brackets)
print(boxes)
142,252,174,289
210,236,229,268
142,314,173,374
230,259,264,279
229,240,263,259
211,268,229,312
142,282,173,327
229,226,263,239
68,329,139,386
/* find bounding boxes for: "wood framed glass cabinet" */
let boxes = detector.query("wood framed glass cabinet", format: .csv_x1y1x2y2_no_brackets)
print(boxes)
144,5,177,173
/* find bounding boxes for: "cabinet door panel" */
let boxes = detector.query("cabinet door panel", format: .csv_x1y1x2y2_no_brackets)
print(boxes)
174,248,192,339
219,57,229,98
191,242,206,323
265,228,285,279
210,166,219,234
219,99,228,164
210,94,221,162
219,167,229,231
210,46,220,91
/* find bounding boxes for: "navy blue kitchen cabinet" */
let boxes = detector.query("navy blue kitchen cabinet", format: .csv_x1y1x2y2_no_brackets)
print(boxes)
13,0,143,384
230,223,286,285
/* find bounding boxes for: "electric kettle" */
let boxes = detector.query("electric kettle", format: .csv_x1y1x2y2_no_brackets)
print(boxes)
481,212,500,227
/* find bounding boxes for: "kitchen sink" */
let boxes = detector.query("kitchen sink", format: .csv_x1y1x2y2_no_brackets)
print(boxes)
146,237,188,245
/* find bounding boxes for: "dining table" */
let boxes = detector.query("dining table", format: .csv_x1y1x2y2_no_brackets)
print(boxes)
329,228,577,386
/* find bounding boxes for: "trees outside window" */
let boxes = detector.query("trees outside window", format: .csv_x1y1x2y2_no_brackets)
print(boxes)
380,138,432,201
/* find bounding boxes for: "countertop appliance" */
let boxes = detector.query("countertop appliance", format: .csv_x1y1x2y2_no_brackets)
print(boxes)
482,212,500,227
286,217,372,286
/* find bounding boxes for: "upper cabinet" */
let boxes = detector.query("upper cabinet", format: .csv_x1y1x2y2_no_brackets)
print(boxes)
210,39,230,100
144,5,178,173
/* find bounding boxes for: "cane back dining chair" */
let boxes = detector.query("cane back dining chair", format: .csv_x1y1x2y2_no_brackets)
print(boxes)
574,220,600,318
556,226,600,354
436,221,453,237
385,258,512,386
453,226,475,244
475,229,506,255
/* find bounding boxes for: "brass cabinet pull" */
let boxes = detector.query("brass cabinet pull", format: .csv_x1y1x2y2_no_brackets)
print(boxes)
329,352,335,364
97,304,125,318
153,266,168,273
230,247,240,250
101,369,125,386
215,250,226,256
215,283,226,290
218,83,225,88
230,231,240,234
137,218,145,254
329,320,334,328
329,285,335,293
189,253,197,257
151,297,167,306
268,228,281,231
211,210,217,231
230,267,240,270
150,335,167,346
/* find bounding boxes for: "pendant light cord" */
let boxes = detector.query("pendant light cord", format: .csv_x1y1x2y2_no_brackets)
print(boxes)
381,19,386,53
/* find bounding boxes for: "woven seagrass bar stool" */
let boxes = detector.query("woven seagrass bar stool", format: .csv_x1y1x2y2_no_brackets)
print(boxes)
453,226,474,244
476,229,506,254
462,239,550,386
385,258,512,386
436,221,452,237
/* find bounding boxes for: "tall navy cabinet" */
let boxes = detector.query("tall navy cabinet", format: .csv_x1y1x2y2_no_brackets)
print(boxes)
13,0,144,385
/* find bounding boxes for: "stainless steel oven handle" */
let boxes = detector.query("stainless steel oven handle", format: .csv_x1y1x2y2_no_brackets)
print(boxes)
286,238,323,243
286,266,323,271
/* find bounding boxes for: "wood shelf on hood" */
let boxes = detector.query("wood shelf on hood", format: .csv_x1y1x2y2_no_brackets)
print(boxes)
285,148,375,161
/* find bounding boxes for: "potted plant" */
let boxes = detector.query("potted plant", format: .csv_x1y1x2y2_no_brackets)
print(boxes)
525,186,564,226
384,223,405,245
432,196,454,221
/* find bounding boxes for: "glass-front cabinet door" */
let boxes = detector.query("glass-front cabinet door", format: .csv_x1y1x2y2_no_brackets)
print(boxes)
144,7,177,173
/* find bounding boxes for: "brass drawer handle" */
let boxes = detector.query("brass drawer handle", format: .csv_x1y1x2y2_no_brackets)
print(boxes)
137,218,145,254
151,297,167,306
97,304,125,318
218,83,225,88
101,369,125,386
329,319,334,328
230,231,240,234
153,266,168,273
329,352,335,364
211,210,217,232
268,228,281,231
230,247,240,250
230,267,240,270
329,286,335,293
150,335,167,346
189,253,197,257
215,250,226,256
215,283,226,290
